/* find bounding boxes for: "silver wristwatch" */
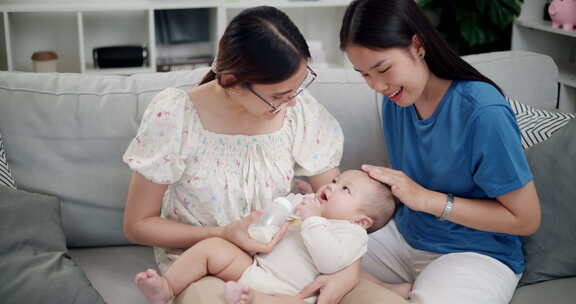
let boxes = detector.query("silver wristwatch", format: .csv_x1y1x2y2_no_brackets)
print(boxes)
437,193,454,221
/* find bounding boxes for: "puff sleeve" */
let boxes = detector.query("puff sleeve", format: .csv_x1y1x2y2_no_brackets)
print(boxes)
123,88,197,184
291,90,344,176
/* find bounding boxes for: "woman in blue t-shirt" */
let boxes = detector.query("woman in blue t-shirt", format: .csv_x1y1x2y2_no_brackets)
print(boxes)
335,0,541,303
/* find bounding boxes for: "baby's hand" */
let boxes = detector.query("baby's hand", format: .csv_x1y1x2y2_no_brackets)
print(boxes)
293,178,314,194
296,196,324,219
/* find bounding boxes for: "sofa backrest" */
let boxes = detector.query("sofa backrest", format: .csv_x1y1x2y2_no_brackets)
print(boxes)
0,51,559,247
0,71,204,246
463,51,558,110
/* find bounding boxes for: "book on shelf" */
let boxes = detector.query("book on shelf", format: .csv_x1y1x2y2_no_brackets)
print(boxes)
156,56,213,72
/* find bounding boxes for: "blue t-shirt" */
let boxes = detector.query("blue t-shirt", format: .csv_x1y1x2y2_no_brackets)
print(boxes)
382,80,533,274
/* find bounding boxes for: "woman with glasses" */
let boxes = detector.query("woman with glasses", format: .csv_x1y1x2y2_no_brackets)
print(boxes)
331,0,541,303
122,6,360,304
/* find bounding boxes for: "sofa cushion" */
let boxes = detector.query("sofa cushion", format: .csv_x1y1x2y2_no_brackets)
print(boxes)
0,71,206,247
511,277,576,304
69,246,156,304
172,277,409,304
507,98,575,149
0,186,105,304
520,119,576,286
0,131,16,189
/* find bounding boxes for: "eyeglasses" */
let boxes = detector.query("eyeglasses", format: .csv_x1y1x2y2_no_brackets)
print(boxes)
246,66,317,113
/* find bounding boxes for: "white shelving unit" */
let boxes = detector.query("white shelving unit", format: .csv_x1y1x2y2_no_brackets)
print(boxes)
512,0,576,112
0,13,7,71
0,0,353,75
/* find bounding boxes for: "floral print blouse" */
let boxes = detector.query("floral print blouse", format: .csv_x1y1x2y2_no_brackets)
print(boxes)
123,87,343,271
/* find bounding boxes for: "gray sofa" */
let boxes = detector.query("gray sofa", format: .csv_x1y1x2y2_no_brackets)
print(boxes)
0,51,574,304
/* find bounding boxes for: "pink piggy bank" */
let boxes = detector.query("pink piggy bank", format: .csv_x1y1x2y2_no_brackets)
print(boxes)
549,0,576,31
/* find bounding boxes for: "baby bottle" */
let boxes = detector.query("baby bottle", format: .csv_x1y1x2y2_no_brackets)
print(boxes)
248,197,295,243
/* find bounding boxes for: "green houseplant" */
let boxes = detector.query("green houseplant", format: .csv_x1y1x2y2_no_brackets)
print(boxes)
418,0,523,55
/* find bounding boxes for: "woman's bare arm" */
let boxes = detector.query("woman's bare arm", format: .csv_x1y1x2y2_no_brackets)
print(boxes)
123,172,289,253
363,165,541,236
123,172,224,248
420,181,541,236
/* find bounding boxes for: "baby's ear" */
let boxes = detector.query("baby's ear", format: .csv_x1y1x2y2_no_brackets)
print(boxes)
353,215,373,230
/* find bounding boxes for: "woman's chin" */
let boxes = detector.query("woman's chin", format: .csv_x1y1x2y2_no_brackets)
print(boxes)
264,108,284,119
262,110,278,120
394,97,413,108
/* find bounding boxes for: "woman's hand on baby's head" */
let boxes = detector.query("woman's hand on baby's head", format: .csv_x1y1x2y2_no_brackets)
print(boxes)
362,164,430,212
296,196,324,219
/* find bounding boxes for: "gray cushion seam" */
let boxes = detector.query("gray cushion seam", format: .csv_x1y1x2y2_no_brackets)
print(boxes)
0,83,197,97
470,53,542,64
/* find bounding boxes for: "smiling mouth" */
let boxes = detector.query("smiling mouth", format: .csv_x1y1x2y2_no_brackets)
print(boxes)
388,87,402,98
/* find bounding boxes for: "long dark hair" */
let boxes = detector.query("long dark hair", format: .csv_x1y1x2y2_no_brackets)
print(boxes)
200,6,311,87
339,0,503,94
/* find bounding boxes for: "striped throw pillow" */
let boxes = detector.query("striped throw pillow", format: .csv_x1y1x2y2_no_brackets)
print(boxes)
507,98,576,150
0,131,16,189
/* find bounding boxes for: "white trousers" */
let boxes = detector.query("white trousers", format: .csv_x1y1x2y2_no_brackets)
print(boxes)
362,221,521,304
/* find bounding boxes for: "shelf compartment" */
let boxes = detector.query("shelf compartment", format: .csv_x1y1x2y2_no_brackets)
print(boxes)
223,0,353,9
154,7,217,70
0,13,6,71
558,61,576,87
515,19,576,39
513,23,576,84
514,0,576,112
81,10,150,73
225,5,348,68
559,84,576,112
83,65,155,75
8,11,80,72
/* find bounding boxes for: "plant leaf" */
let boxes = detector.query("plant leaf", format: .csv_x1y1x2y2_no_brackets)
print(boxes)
489,3,507,28
418,0,519,53
461,16,498,46
475,0,488,13
418,0,435,9
500,0,522,15
491,0,522,28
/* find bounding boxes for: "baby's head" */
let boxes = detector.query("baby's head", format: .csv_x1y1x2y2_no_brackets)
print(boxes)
316,170,396,233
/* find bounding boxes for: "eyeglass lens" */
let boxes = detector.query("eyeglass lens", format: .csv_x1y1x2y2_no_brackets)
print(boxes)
298,70,317,96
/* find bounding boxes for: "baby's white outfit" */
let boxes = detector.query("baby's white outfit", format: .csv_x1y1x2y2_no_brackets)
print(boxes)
240,216,368,303
122,87,344,272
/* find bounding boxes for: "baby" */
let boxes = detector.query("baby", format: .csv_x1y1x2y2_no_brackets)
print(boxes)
135,170,397,304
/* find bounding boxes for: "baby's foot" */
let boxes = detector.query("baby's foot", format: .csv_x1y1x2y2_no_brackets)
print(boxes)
389,282,413,299
224,281,255,304
134,269,173,304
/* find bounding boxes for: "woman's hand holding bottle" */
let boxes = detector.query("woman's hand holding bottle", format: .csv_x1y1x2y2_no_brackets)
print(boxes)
222,211,288,255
